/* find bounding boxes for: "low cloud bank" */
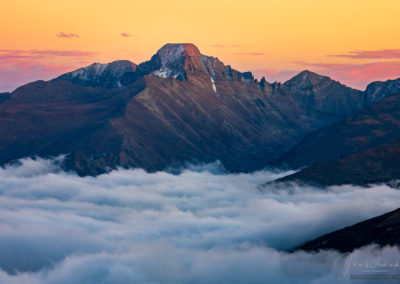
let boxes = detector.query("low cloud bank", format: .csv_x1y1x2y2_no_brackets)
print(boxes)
0,157,399,283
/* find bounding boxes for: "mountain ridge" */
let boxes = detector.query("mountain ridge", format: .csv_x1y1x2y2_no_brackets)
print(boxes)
0,43,398,176
274,81,400,186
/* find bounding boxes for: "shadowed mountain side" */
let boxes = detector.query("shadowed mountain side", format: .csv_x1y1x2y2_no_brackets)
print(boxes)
0,44,384,175
298,208,400,253
0,79,146,175
283,70,365,117
273,80,400,186
0,93,10,104
278,91,400,169
276,139,400,186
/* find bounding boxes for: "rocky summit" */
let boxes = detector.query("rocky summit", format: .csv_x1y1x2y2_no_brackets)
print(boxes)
0,43,397,176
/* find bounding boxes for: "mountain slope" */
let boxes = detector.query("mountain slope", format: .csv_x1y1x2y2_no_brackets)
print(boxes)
276,80,400,185
278,140,400,186
0,93,9,104
0,43,375,175
365,78,400,104
299,207,400,252
59,60,137,88
284,70,365,117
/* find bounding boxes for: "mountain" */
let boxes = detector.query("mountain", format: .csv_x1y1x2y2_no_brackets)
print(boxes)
283,70,365,117
276,79,400,186
365,78,400,104
0,43,378,175
59,60,137,88
0,93,9,103
299,207,400,252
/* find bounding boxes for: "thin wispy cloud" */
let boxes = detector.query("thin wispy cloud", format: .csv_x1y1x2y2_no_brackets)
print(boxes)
120,32,133,38
212,44,243,48
32,50,97,57
235,52,264,56
329,49,400,59
0,49,97,61
56,32,80,39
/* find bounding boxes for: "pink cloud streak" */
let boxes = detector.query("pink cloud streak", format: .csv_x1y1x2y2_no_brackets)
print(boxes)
0,49,97,92
120,33,133,38
329,49,400,59
56,32,80,39
0,49,97,62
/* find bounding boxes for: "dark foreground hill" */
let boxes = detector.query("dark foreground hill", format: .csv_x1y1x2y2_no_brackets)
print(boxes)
299,207,400,252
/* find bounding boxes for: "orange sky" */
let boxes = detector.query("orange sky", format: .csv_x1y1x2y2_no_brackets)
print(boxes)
1,0,400,91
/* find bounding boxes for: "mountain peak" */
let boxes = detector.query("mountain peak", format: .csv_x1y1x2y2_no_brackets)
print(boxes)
283,70,334,92
156,43,201,62
58,42,238,88
59,60,137,88
150,43,206,80
287,70,329,85
365,78,400,104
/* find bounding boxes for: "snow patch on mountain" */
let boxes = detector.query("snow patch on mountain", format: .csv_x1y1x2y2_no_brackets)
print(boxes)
153,67,173,78
59,60,137,88
68,63,110,81
210,77,217,93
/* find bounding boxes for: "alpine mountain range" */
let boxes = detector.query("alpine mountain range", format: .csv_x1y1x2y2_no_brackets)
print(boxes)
2,43,400,252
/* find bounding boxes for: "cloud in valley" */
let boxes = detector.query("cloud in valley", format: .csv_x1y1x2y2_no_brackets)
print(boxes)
0,158,399,283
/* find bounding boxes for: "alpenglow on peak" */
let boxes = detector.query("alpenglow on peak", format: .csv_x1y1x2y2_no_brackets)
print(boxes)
58,43,257,88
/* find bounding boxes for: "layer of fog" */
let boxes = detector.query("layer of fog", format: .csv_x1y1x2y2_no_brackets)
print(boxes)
0,157,399,283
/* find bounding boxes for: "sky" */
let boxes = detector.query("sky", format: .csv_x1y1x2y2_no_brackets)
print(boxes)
1,0,400,91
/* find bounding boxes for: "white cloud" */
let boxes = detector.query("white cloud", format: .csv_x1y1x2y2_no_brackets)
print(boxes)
0,157,399,283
